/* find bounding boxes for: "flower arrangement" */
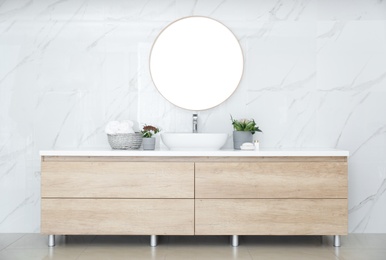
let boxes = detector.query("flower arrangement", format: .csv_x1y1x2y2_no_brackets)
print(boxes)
141,125,160,138
231,115,262,135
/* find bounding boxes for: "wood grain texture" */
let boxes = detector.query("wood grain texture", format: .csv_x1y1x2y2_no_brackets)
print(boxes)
195,162,347,199
41,199,194,235
41,162,194,198
195,199,347,235
40,156,348,237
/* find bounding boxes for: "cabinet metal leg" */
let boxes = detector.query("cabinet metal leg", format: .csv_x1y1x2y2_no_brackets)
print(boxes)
231,235,239,247
333,235,341,247
150,235,158,247
48,235,55,247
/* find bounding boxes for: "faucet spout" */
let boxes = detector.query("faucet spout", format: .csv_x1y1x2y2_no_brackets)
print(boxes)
193,114,198,133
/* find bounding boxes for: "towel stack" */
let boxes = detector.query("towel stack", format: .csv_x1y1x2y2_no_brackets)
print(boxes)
105,120,135,135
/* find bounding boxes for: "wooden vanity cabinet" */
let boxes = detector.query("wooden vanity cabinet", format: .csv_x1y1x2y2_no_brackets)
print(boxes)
41,159,195,235
41,155,347,244
195,159,348,236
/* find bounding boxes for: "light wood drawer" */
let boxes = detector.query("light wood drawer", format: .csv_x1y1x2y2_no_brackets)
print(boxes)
41,162,194,198
195,199,347,235
195,162,347,198
41,199,194,235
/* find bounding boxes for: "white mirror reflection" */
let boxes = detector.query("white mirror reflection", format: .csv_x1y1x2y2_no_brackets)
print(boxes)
150,16,244,111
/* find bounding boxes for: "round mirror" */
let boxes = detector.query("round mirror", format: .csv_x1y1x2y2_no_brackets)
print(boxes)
150,16,244,111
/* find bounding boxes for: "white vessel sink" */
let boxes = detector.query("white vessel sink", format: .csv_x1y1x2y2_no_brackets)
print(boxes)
161,133,228,151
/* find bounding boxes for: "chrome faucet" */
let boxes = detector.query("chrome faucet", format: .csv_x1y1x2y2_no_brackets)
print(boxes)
193,114,198,133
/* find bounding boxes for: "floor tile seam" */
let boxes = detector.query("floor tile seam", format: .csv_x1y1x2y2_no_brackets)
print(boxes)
74,235,97,259
244,247,254,260
74,245,89,260
162,236,174,260
1,234,25,251
243,241,256,260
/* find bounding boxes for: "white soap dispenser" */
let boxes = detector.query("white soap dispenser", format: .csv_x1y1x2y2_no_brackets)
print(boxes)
253,140,259,151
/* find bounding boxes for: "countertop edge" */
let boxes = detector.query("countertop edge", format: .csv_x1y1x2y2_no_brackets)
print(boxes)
39,149,350,157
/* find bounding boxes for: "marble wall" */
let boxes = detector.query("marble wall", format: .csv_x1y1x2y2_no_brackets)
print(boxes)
1,0,386,233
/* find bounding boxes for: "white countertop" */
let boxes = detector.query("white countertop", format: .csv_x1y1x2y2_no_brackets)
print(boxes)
40,148,349,157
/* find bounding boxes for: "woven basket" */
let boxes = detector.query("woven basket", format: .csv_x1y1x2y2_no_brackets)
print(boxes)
107,133,143,150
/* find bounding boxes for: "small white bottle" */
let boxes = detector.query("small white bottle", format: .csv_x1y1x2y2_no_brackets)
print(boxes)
253,140,259,151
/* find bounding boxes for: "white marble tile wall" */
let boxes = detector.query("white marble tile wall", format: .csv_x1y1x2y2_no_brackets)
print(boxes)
0,0,385,233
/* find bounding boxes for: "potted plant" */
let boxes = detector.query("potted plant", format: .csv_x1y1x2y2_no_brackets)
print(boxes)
231,115,262,150
141,125,160,150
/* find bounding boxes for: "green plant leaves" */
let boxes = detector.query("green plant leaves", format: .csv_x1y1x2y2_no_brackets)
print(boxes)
141,125,160,138
230,115,262,135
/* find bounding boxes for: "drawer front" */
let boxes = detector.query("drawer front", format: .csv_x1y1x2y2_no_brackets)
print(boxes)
42,199,194,235
42,162,194,198
195,199,347,235
195,162,347,198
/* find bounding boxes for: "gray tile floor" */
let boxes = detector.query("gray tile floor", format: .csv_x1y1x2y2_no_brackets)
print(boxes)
0,234,385,260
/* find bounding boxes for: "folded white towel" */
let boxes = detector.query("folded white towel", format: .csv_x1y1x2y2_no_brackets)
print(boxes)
117,121,134,134
105,120,135,134
105,121,120,134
